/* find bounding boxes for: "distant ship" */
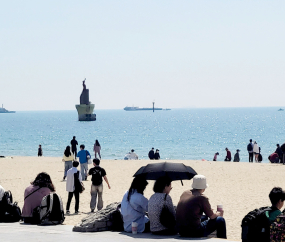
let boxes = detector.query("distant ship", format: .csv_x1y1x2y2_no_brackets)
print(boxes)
0,105,15,113
124,106,171,111
278,108,284,111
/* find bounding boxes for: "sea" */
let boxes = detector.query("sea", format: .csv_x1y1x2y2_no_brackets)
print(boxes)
0,107,284,162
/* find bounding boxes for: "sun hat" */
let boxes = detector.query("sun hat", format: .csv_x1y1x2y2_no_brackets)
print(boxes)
192,175,208,189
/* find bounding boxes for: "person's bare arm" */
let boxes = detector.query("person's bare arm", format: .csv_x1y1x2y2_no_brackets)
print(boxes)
103,176,111,189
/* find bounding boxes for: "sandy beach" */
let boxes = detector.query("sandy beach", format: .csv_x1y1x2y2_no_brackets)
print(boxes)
1,157,285,241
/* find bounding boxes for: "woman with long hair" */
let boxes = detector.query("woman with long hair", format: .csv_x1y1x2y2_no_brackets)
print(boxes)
62,146,74,180
93,140,101,159
121,176,149,233
148,176,176,235
22,172,55,223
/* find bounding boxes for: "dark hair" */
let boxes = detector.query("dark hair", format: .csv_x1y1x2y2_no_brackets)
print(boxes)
93,158,100,165
127,176,148,201
250,139,252,142
73,136,76,139
73,161,79,167
153,176,172,193
277,144,280,147
80,144,85,149
269,187,285,205
64,146,72,157
31,172,55,192
95,140,100,146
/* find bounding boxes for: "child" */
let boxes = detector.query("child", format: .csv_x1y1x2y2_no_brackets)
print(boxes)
213,152,219,161
233,149,240,162
38,145,43,157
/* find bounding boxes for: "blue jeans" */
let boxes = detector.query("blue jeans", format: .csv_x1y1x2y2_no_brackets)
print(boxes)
80,162,88,180
64,161,73,178
200,215,227,239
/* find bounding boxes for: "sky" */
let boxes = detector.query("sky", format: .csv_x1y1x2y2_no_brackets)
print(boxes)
0,1,285,111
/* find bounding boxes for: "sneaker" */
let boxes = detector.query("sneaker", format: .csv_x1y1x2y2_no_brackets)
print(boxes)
91,209,94,213
66,210,70,215
75,211,79,214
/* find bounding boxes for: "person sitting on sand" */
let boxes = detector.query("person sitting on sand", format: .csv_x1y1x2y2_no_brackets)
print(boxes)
121,176,149,233
269,153,279,163
129,149,139,160
154,149,160,160
77,144,91,181
148,148,155,160
66,161,82,214
224,148,231,161
22,172,55,224
176,174,227,239
213,152,219,161
62,146,74,181
233,149,240,162
148,176,176,235
275,144,283,163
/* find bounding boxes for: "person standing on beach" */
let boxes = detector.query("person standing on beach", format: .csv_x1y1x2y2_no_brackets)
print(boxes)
224,148,231,161
77,145,91,181
38,145,42,157
88,158,110,212
62,146,74,181
71,136,78,158
93,140,101,159
213,152,219,161
275,144,283,163
247,139,254,162
66,161,82,214
253,141,259,162
148,148,155,160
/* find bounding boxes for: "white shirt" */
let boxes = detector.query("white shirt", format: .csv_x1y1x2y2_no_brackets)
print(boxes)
129,152,138,160
121,190,149,233
0,185,5,201
66,167,82,192
253,143,259,153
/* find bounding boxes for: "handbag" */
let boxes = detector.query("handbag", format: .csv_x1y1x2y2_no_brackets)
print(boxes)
74,171,85,193
159,194,176,229
86,151,92,164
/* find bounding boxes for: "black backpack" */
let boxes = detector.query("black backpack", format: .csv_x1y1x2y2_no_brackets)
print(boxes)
0,191,22,222
110,204,124,231
247,143,253,152
241,206,275,242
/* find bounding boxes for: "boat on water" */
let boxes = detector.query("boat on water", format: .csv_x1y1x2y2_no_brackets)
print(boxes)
278,108,284,111
124,106,170,111
0,105,15,113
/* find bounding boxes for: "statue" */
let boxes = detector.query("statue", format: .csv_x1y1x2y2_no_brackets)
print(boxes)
80,78,89,105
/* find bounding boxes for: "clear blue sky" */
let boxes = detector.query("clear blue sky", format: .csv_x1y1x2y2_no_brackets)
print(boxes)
1,1,284,111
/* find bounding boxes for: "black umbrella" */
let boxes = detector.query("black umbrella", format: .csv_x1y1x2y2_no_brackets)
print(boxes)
133,162,197,185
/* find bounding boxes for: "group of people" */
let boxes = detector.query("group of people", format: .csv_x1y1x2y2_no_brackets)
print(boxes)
120,174,227,239
148,148,160,160
213,148,242,162
268,143,285,164
10,156,111,223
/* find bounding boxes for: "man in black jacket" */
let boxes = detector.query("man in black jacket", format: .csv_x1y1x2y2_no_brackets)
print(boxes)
148,148,155,160
275,144,283,163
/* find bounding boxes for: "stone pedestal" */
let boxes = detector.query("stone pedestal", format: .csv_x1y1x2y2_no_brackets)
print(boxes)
75,104,96,121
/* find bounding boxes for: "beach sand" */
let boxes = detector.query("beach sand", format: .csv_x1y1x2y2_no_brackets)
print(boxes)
1,157,284,241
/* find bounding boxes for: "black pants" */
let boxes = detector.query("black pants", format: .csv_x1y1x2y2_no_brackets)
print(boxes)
72,148,77,158
66,191,79,212
249,153,253,162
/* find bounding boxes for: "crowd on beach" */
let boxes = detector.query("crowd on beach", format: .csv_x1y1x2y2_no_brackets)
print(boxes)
212,138,285,164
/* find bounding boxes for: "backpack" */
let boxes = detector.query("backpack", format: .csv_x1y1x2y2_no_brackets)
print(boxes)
0,191,22,222
241,206,275,242
247,143,253,152
33,193,65,225
259,154,263,162
110,204,124,231
270,214,285,241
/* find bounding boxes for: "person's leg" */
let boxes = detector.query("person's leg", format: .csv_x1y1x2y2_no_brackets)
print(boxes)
66,192,73,211
80,163,85,180
90,185,98,211
95,152,97,159
84,163,88,180
283,154,285,165
250,153,254,162
74,191,80,212
201,217,227,239
64,161,70,179
97,184,103,210
98,151,101,159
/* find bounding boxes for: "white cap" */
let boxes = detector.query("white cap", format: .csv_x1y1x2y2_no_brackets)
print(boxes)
192,174,208,189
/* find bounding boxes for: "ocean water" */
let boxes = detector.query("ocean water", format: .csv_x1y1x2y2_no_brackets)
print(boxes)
0,107,284,162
